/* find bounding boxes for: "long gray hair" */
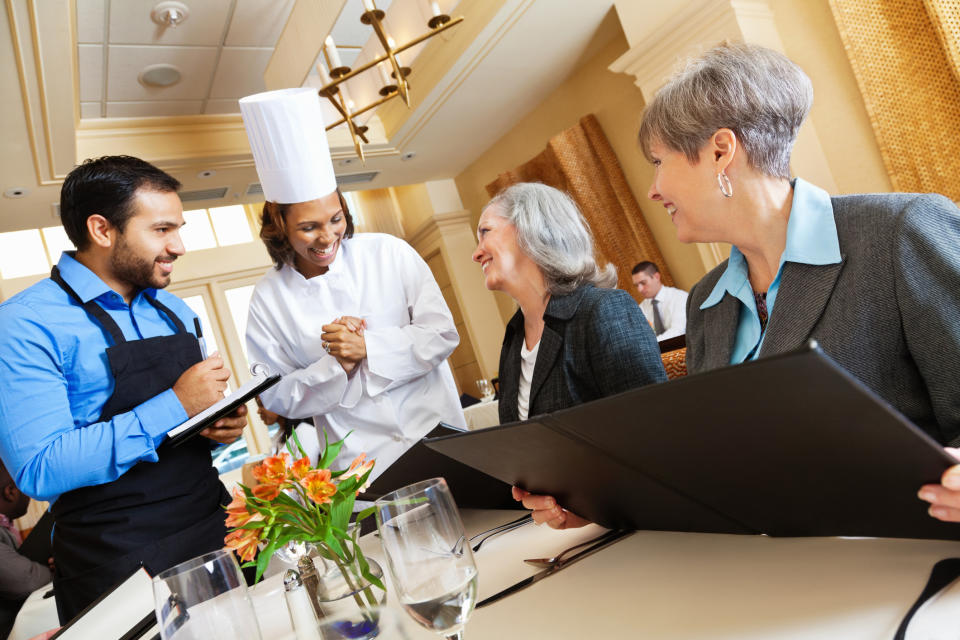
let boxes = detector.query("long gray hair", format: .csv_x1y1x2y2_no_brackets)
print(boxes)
638,42,813,179
483,182,616,295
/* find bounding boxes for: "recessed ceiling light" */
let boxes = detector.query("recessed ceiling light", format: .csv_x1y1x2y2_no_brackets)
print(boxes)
151,1,190,28
139,63,182,87
3,187,29,198
197,169,216,179
401,151,416,161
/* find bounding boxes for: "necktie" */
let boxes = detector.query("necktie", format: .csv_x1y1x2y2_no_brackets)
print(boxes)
651,298,666,336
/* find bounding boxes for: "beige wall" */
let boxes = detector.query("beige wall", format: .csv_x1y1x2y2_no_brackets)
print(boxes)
455,0,897,326
454,27,707,325
769,0,892,194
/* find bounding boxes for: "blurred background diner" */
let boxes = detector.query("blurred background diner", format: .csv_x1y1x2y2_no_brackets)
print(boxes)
2,1,960,635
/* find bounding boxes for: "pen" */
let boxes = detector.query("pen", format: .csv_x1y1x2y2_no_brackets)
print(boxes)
193,317,207,359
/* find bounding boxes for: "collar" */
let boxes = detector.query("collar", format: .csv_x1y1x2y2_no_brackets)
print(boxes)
544,283,595,321
0,513,21,544
700,178,841,310
504,283,595,338
56,252,156,304
281,237,350,286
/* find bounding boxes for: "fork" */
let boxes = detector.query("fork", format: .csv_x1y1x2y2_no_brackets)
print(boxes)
522,529,620,569
469,514,533,552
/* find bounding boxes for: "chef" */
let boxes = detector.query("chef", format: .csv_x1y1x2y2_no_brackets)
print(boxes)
240,88,465,482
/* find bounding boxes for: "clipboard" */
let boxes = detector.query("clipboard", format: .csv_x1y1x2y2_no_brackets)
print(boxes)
166,372,281,446
426,342,960,540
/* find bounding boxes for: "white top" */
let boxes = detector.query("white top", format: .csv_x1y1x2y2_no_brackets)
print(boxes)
517,339,540,421
271,422,322,465
246,233,465,481
639,284,689,340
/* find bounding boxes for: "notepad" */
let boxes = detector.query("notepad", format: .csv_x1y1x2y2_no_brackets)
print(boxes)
166,369,281,446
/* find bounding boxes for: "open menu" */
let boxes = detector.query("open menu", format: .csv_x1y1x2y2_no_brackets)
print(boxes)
166,368,281,446
426,342,960,540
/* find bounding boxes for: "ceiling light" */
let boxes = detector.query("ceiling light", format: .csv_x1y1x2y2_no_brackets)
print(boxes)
151,1,190,28
197,169,216,179
139,64,182,87
3,187,29,198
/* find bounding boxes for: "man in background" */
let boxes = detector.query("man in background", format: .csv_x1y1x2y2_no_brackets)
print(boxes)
632,261,688,340
0,460,52,639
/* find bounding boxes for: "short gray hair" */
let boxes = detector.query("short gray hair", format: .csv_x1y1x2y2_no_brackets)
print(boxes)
483,182,617,296
638,42,813,179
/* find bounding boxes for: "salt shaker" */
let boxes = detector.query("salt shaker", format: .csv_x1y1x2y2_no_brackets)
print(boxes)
283,569,321,640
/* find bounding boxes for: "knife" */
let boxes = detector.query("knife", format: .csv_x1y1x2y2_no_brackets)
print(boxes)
475,529,632,609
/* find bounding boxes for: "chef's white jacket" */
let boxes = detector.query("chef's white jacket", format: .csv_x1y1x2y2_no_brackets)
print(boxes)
246,233,465,481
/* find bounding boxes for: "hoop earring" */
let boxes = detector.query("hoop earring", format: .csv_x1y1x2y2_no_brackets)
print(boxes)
717,171,733,198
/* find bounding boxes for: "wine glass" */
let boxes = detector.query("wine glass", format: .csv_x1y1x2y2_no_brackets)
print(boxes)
475,379,494,402
153,549,262,640
375,478,478,640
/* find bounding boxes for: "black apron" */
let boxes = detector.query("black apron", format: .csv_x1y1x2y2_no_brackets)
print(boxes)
49,268,229,623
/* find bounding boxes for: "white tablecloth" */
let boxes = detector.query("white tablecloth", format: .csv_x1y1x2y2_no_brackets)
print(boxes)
12,510,960,639
463,400,499,430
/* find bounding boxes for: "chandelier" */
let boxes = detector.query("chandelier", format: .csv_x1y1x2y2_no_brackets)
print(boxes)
316,0,464,162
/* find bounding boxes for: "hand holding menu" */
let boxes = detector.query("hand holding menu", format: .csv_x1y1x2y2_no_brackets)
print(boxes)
166,366,281,446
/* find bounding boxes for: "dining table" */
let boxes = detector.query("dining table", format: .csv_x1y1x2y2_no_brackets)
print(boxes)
9,508,960,639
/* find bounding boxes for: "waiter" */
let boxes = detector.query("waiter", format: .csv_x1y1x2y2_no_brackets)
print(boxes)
0,156,247,622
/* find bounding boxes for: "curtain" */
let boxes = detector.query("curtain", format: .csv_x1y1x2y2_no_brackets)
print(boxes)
830,0,960,200
485,114,673,294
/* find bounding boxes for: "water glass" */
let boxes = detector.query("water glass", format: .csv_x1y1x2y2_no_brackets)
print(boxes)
474,379,494,402
152,549,262,640
375,478,478,640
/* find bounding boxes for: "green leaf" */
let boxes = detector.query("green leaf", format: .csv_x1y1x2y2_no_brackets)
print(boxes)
255,539,280,583
317,429,351,469
287,427,308,460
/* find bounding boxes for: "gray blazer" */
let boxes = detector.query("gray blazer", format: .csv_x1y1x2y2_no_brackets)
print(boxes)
687,192,960,446
498,284,667,424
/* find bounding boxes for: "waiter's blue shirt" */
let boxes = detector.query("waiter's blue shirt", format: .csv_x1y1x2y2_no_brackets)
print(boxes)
699,178,842,364
0,252,196,503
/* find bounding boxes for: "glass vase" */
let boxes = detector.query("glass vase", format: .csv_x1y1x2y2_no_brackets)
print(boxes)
297,546,387,630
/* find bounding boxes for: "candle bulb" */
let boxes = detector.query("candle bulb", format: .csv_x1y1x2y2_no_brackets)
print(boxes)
430,0,441,17
324,35,342,69
377,61,391,86
361,0,376,12
316,62,332,86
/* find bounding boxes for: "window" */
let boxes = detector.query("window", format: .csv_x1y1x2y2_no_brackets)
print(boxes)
209,206,253,246
180,206,254,252
0,229,54,279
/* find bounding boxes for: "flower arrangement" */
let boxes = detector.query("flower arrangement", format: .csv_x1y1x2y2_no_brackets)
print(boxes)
224,431,381,591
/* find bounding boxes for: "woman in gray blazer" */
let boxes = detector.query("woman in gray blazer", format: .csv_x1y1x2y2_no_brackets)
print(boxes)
473,183,667,520
521,42,960,528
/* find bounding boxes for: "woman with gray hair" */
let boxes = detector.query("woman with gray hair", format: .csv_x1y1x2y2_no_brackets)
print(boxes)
472,182,666,431
520,42,960,530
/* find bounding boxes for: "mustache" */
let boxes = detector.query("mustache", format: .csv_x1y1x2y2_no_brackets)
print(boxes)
156,255,178,262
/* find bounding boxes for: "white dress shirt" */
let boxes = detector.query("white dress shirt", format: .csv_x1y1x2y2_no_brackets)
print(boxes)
246,233,465,482
639,284,689,340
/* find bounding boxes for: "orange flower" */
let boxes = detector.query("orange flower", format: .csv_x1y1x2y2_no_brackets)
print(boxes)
252,483,281,501
253,453,291,486
225,528,260,563
291,457,312,480
341,453,376,494
300,468,337,505
225,487,263,528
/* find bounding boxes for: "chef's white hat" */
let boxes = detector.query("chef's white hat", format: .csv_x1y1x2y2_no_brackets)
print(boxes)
239,88,336,204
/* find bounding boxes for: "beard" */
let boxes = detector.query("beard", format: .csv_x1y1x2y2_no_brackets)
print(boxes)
110,235,174,291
